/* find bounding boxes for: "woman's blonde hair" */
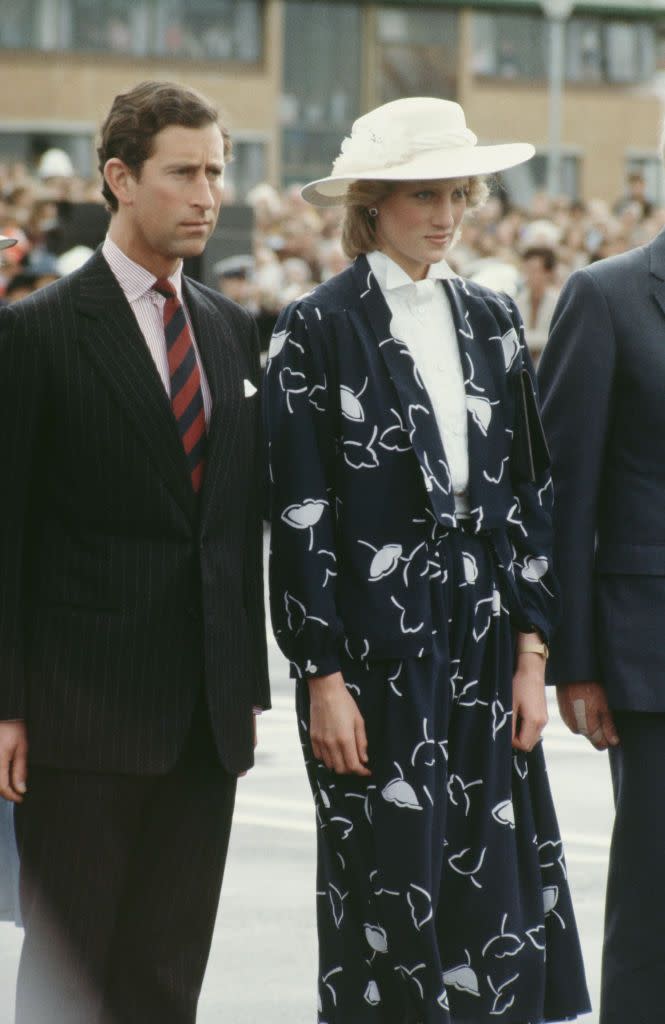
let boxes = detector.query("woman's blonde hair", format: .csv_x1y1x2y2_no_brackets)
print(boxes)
341,176,490,259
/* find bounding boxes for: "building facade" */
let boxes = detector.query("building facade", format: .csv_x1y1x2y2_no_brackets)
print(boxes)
1,0,664,204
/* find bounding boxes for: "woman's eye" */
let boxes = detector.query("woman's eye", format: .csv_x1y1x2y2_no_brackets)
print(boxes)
415,191,433,200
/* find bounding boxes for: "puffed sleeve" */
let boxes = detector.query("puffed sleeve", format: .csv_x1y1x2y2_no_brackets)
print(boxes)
262,299,344,680
505,296,560,644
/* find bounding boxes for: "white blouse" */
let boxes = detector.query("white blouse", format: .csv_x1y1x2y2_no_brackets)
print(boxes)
367,249,470,513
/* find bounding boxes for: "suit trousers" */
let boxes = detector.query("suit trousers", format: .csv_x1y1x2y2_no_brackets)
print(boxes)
600,711,665,1024
13,697,236,1024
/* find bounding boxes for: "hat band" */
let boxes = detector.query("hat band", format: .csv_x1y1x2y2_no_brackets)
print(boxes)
332,127,478,177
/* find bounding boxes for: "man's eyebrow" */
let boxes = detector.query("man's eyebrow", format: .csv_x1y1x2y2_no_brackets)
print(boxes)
163,159,225,172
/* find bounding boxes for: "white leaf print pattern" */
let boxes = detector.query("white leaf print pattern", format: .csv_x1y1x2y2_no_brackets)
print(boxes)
437,987,450,1010
462,552,479,584
526,924,546,950
482,913,525,959
443,950,480,995
364,980,381,1006
281,499,328,551
543,885,566,927
394,962,426,998
328,885,348,929
488,972,519,1016
343,425,380,470
379,409,411,452
492,699,511,740
406,883,433,931
492,799,515,830
467,395,493,436
284,593,328,637
339,378,368,422
364,923,388,953
447,774,483,815
382,762,423,811
521,556,549,582
448,847,487,889
279,367,307,413
363,543,403,582
501,327,520,371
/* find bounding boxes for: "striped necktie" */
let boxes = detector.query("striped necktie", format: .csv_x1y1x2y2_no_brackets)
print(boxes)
153,279,206,494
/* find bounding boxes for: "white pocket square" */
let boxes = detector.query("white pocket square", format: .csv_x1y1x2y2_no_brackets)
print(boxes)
243,379,258,398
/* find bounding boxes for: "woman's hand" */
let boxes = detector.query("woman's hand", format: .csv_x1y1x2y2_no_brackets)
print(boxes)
512,651,548,752
308,672,371,776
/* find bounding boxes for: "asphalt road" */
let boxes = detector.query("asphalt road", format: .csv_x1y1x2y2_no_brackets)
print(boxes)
0,626,613,1024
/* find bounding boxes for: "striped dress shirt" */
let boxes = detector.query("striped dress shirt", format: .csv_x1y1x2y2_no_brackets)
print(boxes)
102,236,212,424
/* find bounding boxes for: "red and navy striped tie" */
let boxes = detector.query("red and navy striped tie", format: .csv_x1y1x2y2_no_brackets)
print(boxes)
153,279,206,494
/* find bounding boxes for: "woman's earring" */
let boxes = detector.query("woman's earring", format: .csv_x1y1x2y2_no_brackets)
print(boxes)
368,207,378,218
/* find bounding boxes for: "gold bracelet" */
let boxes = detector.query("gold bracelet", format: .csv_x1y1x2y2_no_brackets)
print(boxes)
517,640,549,660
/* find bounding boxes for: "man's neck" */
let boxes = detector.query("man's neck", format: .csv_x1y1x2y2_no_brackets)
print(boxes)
108,218,179,280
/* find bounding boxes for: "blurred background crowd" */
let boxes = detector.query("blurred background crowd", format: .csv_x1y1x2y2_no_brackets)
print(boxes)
1,149,663,360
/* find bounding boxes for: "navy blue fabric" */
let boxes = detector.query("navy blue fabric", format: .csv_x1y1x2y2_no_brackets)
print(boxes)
600,712,665,1024
538,228,665,707
297,529,589,1024
264,256,558,682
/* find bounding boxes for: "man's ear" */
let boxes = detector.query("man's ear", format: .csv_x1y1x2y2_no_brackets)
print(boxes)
103,158,136,208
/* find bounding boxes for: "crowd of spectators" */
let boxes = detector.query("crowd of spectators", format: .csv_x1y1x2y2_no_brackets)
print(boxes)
2,152,663,359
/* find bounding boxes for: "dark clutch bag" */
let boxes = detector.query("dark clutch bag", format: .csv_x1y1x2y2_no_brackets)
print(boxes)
512,368,551,483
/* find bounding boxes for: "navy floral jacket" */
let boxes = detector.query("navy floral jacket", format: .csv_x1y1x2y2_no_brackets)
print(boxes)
263,255,558,680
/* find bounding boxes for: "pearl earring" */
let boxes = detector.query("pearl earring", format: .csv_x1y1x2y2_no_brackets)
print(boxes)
368,207,378,218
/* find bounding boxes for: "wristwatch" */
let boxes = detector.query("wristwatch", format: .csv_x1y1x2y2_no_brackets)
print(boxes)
517,639,549,660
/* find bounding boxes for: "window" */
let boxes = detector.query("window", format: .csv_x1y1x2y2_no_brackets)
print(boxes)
500,152,580,206
0,0,263,61
474,11,657,85
224,139,267,202
67,0,149,54
153,0,261,61
566,17,655,84
282,2,362,186
376,6,459,103
565,18,603,82
472,13,547,81
605,21,654,84
0,130,95,179
625,155,664,209
0,0,39,49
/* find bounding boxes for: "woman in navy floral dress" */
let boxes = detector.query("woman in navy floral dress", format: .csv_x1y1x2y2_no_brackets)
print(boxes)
263,98,590,1024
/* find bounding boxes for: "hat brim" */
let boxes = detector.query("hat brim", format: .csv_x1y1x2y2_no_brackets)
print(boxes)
0,235,18,251
302,143,535,207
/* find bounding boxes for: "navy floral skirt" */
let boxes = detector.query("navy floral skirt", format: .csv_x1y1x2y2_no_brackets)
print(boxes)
296,529,590,1024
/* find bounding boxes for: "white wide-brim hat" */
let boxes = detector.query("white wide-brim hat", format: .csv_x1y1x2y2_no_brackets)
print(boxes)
302,97,535,208
0,235,18,251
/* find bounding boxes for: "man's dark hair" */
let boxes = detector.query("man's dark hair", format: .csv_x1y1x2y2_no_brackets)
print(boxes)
97,81,231,212
523,246,557,273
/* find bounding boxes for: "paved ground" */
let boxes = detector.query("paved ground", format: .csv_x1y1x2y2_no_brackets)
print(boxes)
0,629,613,1023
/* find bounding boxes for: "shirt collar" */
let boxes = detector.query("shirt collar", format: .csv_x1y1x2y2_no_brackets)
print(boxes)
367,249,458,293
102,235,184,304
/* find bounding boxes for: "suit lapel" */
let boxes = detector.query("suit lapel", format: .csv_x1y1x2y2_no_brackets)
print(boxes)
351,255,458,527
183,280,243,528
74,250,196,521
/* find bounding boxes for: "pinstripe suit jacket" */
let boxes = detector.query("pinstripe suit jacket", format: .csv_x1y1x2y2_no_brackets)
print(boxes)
0,249,270,775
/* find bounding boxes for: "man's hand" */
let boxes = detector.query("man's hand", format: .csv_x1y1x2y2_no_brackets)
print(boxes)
0,720,28,803
556,681,620,751
512,652,548,751
308,672,371,776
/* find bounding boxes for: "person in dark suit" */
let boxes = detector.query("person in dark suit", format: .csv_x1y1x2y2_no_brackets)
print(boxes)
0,81,269,1024
264,97,589,1023
538,209,665,1024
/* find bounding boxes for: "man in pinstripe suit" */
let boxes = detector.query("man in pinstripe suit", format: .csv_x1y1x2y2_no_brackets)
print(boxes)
0,81,270,1023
